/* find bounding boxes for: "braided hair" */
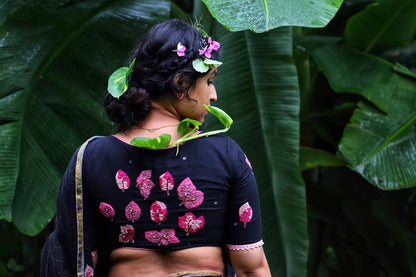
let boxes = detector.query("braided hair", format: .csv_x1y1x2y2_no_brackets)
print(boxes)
104,19,221,132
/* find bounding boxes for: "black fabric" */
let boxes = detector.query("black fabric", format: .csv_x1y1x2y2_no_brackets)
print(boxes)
41,135,261,276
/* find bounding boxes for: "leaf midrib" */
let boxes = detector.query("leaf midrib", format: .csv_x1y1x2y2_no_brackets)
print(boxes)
365,3,405,53
360,111,416,167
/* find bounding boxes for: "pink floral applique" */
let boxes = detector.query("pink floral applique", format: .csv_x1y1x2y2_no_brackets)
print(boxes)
177,177,204,209
136,170,155,200
115,169,130,192
99,202,115,221
159,171,174,196
144,229,180,246
125,201,141,222
178,212,205,236
84,264,94,277
239,202,253,228
119,224,134,243
150,201,167,225
244,154,253,169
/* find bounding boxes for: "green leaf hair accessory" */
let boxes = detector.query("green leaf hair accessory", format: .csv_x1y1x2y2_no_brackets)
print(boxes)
107,58,136,99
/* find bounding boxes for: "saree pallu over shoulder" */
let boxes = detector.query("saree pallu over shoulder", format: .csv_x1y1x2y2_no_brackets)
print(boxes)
41,136,103,277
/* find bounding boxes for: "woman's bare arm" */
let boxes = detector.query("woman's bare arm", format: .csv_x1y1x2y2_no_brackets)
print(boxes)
228,246,271,277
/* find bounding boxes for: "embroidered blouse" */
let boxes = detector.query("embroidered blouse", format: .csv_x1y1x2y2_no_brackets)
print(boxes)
53,135,263,276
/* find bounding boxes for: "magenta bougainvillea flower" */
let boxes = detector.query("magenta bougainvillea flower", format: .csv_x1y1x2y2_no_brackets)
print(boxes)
150,201,167,225
178,212,205,236
125,201,141,222
208,37,220,50
176,42,186,57
84,265,94,277
99,202,115,221
115,169,130,192
119,224,134,243
239,202,253,228
177,177,204,209
136,170,154,200
145,229,180,246
159,171,174,196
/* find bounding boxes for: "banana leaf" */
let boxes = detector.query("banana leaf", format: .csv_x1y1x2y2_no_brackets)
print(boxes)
344,0,416,53
312,46,416,190
201,0,343,33
0,0,170,235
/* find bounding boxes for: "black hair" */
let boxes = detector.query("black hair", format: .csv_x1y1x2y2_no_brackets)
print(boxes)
104,19,221,132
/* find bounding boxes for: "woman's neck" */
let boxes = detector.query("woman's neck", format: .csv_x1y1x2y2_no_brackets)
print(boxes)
114,99,183,145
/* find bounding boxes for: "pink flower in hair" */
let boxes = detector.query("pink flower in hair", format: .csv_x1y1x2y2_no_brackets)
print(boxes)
199,46,213,59
208,37,220,50
176,42,186,57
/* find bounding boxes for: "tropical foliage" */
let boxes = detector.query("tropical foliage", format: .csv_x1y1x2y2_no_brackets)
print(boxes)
1,0,416,276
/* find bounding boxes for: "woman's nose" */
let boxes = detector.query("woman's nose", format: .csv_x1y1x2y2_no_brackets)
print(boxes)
210,86,217,102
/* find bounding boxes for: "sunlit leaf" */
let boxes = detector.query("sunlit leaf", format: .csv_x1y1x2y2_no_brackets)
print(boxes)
313,46,416,190
130,134,171,149
201,0,343,32
205,105,233,128
107,58,136,99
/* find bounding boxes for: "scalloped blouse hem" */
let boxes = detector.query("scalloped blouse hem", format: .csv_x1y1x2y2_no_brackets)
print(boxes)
226,239,264,251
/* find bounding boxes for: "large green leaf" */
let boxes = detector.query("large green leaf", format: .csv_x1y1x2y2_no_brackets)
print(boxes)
201,0,343,33
313,46,416,190
0,0,170,235
344,0,416,53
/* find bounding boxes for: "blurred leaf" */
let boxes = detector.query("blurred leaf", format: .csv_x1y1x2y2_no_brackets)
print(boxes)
299,147,345,171
344,0,416,52
372,199,416,275
201,0,343,33
0,0,170,235
313,46,416,189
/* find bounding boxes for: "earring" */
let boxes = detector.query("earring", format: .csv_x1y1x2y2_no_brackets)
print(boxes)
176,93,184,99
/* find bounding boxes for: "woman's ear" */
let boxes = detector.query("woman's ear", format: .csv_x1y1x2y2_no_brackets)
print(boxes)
173,73,190,96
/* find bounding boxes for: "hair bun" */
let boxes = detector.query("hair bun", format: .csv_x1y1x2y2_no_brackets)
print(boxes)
104,86,152,132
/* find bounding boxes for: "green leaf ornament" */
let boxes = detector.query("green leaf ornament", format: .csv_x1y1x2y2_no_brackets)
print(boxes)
192,59,210,73
177,118,202,135
130,134,171,149
192,58,223,73
107,58,136,99
204,105,233,128
130,106,233,150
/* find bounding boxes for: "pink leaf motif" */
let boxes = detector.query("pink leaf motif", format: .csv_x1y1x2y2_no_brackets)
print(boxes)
159,171,174,196
136,170,154,200
178,212,205,236
99,202,115,221
177,177,204,209
239,202,253,228
144,229,180,246
125,201,141,222
119,224,134,243
244,154,253,170
115,169,130,192
150,201,167,225
84,265,94,277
